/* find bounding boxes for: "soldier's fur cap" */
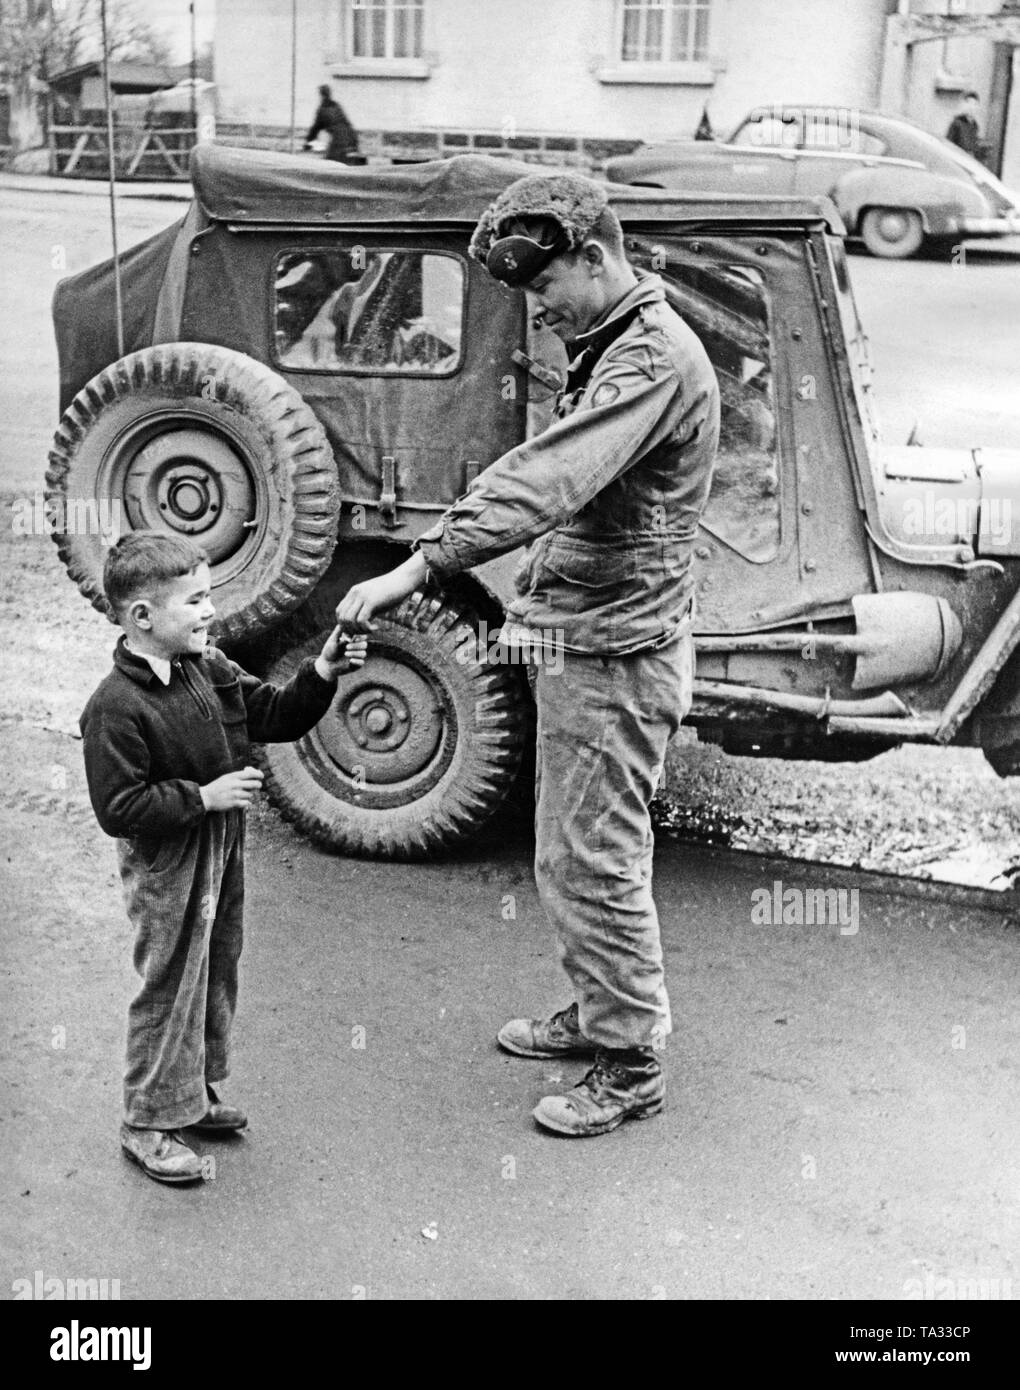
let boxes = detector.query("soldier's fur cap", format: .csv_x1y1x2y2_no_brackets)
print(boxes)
470,173,610,282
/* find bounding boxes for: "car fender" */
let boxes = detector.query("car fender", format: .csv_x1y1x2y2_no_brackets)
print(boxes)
834,164,986,235
605,155,706,188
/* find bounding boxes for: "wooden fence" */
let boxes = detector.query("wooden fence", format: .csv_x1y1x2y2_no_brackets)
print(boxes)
49,124,197,180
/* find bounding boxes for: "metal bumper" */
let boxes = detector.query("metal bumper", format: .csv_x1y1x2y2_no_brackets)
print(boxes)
954,214,1020,237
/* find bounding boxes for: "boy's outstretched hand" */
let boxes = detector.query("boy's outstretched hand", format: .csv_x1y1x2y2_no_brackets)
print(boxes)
315,626,369,681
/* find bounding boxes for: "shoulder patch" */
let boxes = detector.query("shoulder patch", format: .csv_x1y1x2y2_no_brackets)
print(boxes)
590,381,621,408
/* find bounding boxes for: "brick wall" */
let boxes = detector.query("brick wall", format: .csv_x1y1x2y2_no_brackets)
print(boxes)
215,120,641,172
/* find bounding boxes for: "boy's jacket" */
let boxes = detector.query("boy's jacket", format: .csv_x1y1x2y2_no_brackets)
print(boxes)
80,641,336,840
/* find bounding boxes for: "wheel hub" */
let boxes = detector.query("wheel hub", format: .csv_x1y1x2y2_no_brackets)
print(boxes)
167,475,210,521
316,657,445,785
122,428,256,563
878,211,909,241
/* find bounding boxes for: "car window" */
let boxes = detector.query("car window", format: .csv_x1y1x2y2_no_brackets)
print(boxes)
802,113,886,156
629,240,780,562
731,108,801,149
274,249,464,375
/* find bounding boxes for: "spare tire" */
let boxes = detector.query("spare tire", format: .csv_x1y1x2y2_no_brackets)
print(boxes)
45,343,340,644
256,592,529,858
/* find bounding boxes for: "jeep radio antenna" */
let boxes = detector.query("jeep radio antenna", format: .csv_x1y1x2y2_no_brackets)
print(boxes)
289,0,297,153
100,0,125,357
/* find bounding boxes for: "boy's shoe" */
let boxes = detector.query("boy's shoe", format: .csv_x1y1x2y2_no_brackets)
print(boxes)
497,1001,598,1059
120,1124,204,1183
188,1083,247,1133
532,1048,665,1137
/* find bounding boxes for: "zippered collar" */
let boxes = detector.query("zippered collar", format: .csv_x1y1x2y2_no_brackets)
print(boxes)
567,270,665,358
562,272,666,399
113,636,205,687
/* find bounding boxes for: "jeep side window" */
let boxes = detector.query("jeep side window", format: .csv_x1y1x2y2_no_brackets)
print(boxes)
695,264,779,563
629,239,779,562
274,249,464,375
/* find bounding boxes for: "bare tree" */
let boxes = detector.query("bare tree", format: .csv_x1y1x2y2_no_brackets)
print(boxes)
1,0,174,166
47,0,175,70
1,1,52,165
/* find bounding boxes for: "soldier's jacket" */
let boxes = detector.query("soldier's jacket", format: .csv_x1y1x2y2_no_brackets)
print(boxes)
415,272,720,655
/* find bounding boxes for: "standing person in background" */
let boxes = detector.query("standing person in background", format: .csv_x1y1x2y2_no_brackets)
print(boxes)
305,84,358,163
946,91,983,160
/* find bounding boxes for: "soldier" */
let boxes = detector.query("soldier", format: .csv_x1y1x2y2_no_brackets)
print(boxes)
335,173,720,1137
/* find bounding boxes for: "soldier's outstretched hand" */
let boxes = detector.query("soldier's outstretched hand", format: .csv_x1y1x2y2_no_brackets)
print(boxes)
335,553,429,633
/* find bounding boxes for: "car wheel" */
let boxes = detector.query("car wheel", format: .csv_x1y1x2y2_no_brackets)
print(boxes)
45,343,340,644
859,207,925,259
257,593,529,858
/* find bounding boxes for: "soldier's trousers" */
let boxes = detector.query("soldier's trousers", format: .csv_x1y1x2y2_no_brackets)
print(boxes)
117,810,245,1129
533,630,693,1050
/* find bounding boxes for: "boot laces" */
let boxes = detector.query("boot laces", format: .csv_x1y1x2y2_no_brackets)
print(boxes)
550,1002,578,1033
578,1054,619,1096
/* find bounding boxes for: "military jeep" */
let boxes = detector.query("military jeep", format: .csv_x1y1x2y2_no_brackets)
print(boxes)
48,147,1020,858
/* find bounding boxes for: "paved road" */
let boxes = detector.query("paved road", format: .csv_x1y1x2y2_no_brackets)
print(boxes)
847,241,1020,452
3,798,1017,1300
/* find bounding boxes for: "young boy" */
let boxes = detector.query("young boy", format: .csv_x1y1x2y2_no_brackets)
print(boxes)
80,532,366,1184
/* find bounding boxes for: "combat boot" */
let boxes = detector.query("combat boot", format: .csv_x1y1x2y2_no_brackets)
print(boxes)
497,1001,598,1059
532,1047,664,1136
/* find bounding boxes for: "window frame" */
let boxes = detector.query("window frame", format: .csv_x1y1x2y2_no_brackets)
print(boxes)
332,0,431,78
619,0,711,64
627,237,783,565
270,244,468,382
600,0,714,85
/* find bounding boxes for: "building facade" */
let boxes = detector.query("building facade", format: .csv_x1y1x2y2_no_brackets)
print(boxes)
213,0,891,164
213,0,1020,182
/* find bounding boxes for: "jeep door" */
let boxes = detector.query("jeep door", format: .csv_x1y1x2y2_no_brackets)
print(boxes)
625,228,874,634
268,234,526,534
180,225,526,539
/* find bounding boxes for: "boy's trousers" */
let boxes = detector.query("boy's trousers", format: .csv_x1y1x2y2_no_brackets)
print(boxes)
533,629,693,1051
117,809,245,1129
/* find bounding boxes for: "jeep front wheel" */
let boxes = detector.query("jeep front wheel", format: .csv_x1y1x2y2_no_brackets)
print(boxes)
257,593,529,857
46,343,340,644
859,207,925,259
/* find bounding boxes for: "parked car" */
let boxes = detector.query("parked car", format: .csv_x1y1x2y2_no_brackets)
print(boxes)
605,105,1020,258
47,147,1020,857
